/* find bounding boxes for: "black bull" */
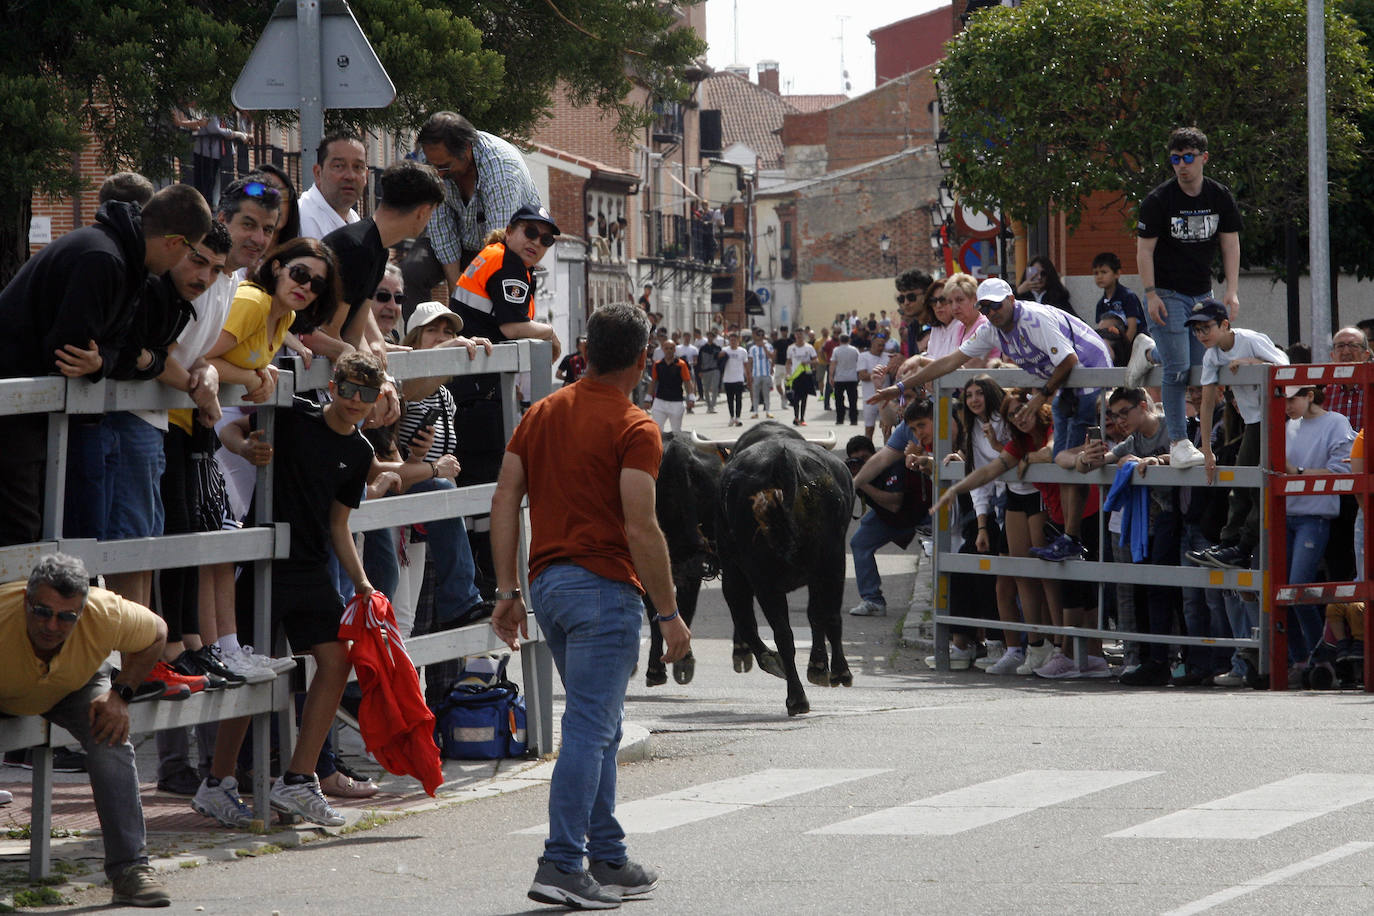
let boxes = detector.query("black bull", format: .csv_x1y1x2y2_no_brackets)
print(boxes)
645,423,854,716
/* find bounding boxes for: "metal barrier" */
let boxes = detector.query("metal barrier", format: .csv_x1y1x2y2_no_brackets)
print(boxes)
1264,362,1374,690
929,363,1273,675
0,339,555,877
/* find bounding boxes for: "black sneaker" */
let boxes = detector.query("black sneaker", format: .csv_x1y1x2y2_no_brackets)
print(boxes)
156,765,203,796
1119,659,1171,686
188,646,247,686
589,858,659,896
1185,544,1224,567
1170,668,1211,688
169,651,234,690
1207,545,1252,570
3,750,30,769
528,858,620,909
52,748,88,773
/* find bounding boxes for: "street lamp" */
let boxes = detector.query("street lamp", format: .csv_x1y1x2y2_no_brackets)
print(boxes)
878,233,897,274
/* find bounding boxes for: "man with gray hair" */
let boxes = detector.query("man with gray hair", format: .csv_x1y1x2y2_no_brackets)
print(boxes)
0,554,170,907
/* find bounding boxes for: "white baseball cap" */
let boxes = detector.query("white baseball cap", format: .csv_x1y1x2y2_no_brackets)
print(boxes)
406,300,463,336
976,277,1014,305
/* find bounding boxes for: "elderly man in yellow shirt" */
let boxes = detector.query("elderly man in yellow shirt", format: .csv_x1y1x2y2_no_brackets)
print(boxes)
0,554,170,908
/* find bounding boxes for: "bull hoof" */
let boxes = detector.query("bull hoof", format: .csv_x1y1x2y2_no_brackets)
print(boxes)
757,650,786,680
672,653,695,685
732,647,754,673
786,696,811,717
807,662,830,687
645,664,667,687
830,669,853,687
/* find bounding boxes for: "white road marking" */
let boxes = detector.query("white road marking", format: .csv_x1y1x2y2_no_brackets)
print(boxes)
1160,841,1374,916
514,767,887,835
1109,773,1374,840
809,769,1159,836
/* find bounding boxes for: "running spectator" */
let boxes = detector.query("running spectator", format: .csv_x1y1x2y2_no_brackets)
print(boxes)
0,183,210,547
298,129,367,239
417,110,541,287
785,327,817,426
720,331,748,426
647,338,694,434
697,329,722,413
831,333,860,427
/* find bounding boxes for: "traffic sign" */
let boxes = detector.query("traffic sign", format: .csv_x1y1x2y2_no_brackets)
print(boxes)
232,0,395,110
755,287,772,305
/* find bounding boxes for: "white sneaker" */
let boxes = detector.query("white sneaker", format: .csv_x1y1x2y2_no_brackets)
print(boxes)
1170,439,1205,469
0,789,12,806
848,600,887,617
242,645,297,674
1125,333,1157,387
191,776,254,828
1018,641,1055,675
974,641,1005,670
1034,648,1080,679
216,646,274,684
924,644,975,670
270,775,346,827
1077,655,1113,679
1213,671,1246,688
987,647,1025,675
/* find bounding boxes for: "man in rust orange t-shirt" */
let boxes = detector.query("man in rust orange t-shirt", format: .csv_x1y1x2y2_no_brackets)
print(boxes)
490,303,690,909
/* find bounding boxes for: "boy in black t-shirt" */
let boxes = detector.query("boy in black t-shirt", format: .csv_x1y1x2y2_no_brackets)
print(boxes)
194,353,427,830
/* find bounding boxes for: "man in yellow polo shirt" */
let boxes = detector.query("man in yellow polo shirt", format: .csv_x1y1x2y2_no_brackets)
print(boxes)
0,554,170,907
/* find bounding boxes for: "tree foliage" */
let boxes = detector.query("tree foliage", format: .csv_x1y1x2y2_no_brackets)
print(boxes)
935,0,1374,273
0,0,706,283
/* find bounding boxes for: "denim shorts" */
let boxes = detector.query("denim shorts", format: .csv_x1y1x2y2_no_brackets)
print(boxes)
103,412,166,540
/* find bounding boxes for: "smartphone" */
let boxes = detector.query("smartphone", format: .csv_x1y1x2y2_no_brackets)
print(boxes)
411,407,440,446
1086,426,1102,442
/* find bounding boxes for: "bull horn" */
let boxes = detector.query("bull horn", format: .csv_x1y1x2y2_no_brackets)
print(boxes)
691,429,736,451
803,431,837,450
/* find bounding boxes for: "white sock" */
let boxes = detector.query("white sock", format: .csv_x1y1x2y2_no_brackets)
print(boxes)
217,633,242,656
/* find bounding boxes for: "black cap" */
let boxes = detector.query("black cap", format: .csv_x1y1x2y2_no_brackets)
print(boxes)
509,204,560,236
1183,297,1228,326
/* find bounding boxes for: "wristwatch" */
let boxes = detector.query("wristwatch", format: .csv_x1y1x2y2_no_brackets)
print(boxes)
494,588,522,601
112,682,134,703
1039,385,1055,399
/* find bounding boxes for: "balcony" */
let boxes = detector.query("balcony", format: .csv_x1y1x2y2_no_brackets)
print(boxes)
642,210,716,264
651,101,684,145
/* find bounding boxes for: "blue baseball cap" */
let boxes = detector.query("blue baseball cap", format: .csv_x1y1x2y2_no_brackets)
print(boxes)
1183,298,1228,326
509,204,560,236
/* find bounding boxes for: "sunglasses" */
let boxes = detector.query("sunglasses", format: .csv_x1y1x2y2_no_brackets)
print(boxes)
165,233,196,255
895,292,918,304
240,180,282,202
521,224,556,247
977,300,1002,313
286,263,327,295
27,599,81,624
335,379,381,403
1169,152,1200,165
373,289,405,305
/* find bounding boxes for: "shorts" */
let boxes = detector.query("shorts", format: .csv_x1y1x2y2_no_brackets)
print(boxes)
1004,489,1044,516
104,412,166,540
772,365,787,388
863,402,881,427
273,565,345,651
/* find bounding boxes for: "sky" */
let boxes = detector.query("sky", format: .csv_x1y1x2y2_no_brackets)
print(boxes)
704,0,948,97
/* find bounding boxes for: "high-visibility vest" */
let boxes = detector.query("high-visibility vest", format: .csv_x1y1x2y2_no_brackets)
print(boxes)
453,242,534,320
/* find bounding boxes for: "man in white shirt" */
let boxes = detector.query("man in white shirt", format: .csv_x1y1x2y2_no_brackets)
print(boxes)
676,333,699,414
830,333,860,426
856,335,890,438
297,131,368,240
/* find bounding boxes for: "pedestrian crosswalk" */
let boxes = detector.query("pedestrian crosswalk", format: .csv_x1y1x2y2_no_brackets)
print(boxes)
514,767,1374,845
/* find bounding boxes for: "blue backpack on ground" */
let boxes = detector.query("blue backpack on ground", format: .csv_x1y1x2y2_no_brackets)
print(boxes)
432,654,529,759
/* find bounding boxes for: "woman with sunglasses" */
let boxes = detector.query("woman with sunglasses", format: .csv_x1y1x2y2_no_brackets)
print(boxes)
371,264,406,345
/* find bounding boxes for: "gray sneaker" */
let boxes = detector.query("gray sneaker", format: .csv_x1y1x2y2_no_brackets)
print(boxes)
848,599,887,617
192,776,254,828
270,775,345,827
589,858,660,896
110,863,170,908
529,857,621,909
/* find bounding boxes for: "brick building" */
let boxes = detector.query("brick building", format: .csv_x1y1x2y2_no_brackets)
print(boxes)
869,6,955,85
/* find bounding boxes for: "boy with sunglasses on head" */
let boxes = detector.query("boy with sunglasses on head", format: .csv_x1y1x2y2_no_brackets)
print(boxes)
1129,126,1242,471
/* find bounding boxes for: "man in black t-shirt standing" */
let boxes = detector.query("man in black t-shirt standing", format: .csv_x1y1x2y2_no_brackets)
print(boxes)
1131,126,1242,471
771,326,791,401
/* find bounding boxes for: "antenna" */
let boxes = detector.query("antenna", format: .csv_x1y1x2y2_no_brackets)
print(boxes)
836,15,852,92
733,0,740,66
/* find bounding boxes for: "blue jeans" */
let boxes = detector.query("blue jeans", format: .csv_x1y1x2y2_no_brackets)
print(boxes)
45,667,148,879
1180,522,1232,673
1286,514,1331,661
1147,288,1208,442
850,509,918,606
65,418,117,538
1223,590,1259,674
1051,388,1100,455
532,563,643,871
362,526,400,600
409,477,483,623
103,411,166,539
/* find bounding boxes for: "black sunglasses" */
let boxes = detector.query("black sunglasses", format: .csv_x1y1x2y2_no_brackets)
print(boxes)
241,180,282,202
373,289,405,305
336,379,381,403
27,599,81,624
977,299,1003,313
287,263,327,295
521,224,556,248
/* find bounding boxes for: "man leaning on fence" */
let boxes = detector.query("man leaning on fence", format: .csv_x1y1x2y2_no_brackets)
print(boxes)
0,554,171,907
491,303,690,910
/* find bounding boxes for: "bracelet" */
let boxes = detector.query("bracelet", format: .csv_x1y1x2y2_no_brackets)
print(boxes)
656,609,680,622
1143,286,1157,294
431,462,439,478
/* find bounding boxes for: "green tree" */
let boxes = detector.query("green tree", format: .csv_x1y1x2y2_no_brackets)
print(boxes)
935,0,1374,273
1,0,705,284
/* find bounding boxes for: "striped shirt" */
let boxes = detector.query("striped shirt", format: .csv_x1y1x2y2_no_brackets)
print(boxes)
748,342,773,378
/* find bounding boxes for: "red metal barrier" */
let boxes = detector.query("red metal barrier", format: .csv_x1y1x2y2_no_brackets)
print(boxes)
1265,362,1374,691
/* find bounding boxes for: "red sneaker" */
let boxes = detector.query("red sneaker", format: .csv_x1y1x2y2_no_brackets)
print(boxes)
146,660,207,696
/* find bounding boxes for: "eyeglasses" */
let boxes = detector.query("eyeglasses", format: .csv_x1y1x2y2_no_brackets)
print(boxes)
373,289,405,305
1332,340,1367,350
287,263,327,295
165,234,196,255
335,379,381,403
1106,404,1137,421
1189,322,1217,335
240,180,282,202
1170,152,1200,165
27,599,81,624
521,224,556,248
